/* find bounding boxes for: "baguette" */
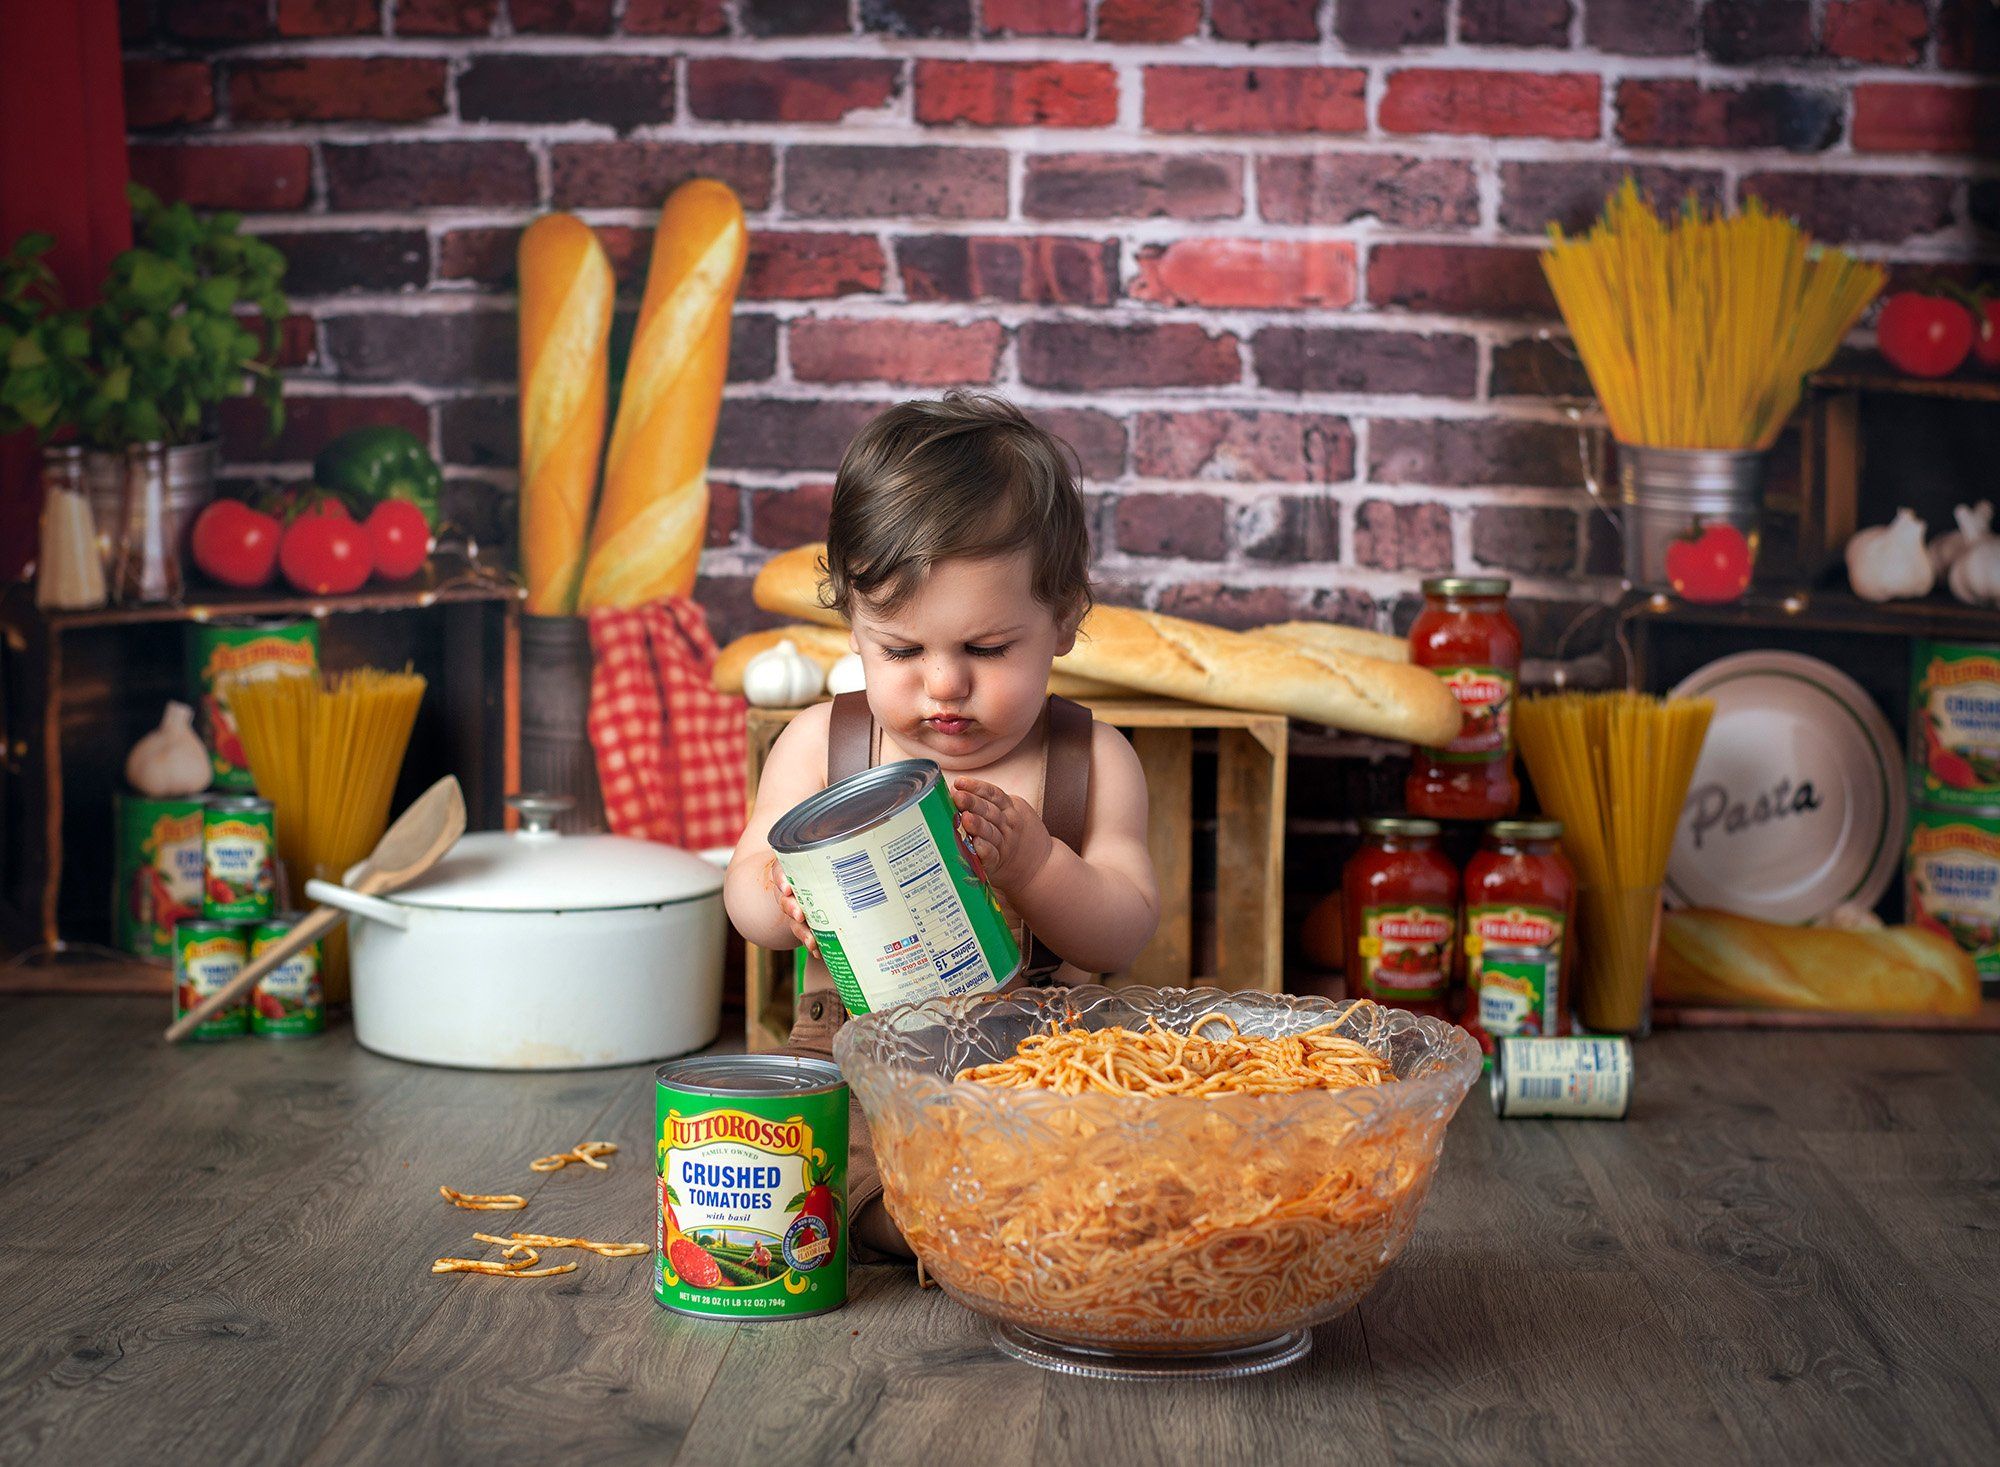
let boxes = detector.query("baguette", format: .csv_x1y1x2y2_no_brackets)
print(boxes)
1063,604,1462,744
577,179,747,611
516,214,613,615
751,540,1458,740
712,624,1127,702
1657,908,1980,1017
1254,620,1408,665
752,544,842,628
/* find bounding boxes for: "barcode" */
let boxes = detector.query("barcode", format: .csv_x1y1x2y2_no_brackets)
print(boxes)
831,850,886,912
1520,1077,1565,1100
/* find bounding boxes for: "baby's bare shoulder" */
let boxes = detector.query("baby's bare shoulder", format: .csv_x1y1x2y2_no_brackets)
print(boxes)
759,701,833,789
1087,720,1145,796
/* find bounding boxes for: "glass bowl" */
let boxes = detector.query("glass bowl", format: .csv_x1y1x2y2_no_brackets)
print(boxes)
833,985,1481,1380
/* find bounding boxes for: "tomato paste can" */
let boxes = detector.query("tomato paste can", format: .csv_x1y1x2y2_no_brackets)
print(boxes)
655,1055,848,1320
250,912,325,1038
1910,639,2000,810
173,919,249,1041
1906,803,2000,985
113,793,209,961
1490,1035,1633,1119
186,618,319,791
768,759,1021,1017
203,795,277,922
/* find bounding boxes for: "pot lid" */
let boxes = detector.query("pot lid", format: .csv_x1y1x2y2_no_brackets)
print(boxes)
387,795,725,912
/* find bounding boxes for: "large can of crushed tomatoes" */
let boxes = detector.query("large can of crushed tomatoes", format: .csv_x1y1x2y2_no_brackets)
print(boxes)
770,759,1020,1017
1905,803,2000,986
1910,640,2000,810
655,1055,848,1320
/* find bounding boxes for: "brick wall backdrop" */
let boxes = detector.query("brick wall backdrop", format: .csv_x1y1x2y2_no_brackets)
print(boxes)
116,0,1999,938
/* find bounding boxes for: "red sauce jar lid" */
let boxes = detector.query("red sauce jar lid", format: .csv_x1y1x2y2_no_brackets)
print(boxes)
1421,575,1511,598
1362,816,1442,838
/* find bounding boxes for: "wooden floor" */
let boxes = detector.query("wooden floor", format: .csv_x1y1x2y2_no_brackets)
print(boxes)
0,994,1994,1467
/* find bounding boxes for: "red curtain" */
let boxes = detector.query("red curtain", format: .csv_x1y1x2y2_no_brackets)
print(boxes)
0,0,132,582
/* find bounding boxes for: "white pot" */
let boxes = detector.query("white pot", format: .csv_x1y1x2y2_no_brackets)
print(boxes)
304,796,729,1071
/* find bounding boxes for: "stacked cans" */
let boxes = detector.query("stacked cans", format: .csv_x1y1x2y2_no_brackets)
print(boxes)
169,795,324,1042
1906,639,2000,991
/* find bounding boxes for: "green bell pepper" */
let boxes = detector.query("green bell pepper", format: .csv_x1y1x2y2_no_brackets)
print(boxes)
313,425,442,530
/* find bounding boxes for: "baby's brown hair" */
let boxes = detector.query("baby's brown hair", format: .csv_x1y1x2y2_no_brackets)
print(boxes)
821,392,1092,626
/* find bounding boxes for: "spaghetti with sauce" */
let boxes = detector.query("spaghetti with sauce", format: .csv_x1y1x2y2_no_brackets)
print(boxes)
870,1003,1446,1350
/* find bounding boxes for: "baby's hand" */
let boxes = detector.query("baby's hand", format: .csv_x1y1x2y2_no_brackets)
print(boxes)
952,778,1055,897
770,858,818,954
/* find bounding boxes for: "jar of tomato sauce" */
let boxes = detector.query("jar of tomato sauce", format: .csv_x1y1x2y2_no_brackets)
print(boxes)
1344,817,1458,1020
1463,820,1574,1055
1407,576,1521,821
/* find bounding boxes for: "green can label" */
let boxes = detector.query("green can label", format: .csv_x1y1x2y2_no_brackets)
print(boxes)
204,801,276,921
655,1064,847,1320
188,620,318,791
1356,903,1456,1002
1466,904,1566,1038
776,771,1019,1017
114,794,207,961
1907,806,2000,982
1911,640,2000,809
251,918,324,1037
174,922,248,1041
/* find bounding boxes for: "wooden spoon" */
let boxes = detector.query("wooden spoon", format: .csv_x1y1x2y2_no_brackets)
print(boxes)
163,775,468,1043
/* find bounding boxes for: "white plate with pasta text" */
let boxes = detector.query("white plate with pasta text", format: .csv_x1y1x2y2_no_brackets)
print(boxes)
1667,651,1902,924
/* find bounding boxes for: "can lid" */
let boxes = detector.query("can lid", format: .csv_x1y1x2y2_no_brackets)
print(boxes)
1363,816,1441,838
207,795,271,812
1421,575,1510,598
1488,818,1563,841
657,1054,844,1096
770,759,941,853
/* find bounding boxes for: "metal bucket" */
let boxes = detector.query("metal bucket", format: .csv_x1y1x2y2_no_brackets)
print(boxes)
519,613,606,833
1606,444,1766,600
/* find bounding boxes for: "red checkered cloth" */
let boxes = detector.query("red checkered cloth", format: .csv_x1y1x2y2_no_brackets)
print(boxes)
586,597,747,852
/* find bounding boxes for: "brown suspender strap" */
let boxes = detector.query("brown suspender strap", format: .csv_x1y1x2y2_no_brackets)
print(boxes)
826,691,873,784
1023,694,1093,981
1038,694,1093,857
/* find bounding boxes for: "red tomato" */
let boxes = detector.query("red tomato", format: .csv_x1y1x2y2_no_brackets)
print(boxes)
189,498,281,589
1876,292,1974,378
1974,300,2000,369
364,499,431,582
1665,522,1755,603
279,501,373,595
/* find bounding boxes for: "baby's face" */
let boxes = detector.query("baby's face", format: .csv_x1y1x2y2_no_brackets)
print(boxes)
848,550,1077,771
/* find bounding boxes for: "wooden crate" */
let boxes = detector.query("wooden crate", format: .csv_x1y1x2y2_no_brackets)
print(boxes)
0,574,521,975
742,698,1287,1052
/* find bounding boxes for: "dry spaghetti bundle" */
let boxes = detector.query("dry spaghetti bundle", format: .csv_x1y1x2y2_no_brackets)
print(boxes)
228,667,425,995
873,1007,1427,1349
1515,691,1713,1033
1541,180,1883,450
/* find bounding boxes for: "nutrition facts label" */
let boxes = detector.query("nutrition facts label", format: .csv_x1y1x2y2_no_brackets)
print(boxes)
881,824,990,996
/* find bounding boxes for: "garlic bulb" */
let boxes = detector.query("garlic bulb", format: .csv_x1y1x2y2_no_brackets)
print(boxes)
1950,508,2000,606
1845,508,1934,602
825,652,865,695
1929,500,1992,576
741,638,824,707
126,701,213,797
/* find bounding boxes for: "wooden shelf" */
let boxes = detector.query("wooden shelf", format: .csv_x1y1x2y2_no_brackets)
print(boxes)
0,570,522,959
7,561,523,631
1618,585,2000,642
1811,365,2000,404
